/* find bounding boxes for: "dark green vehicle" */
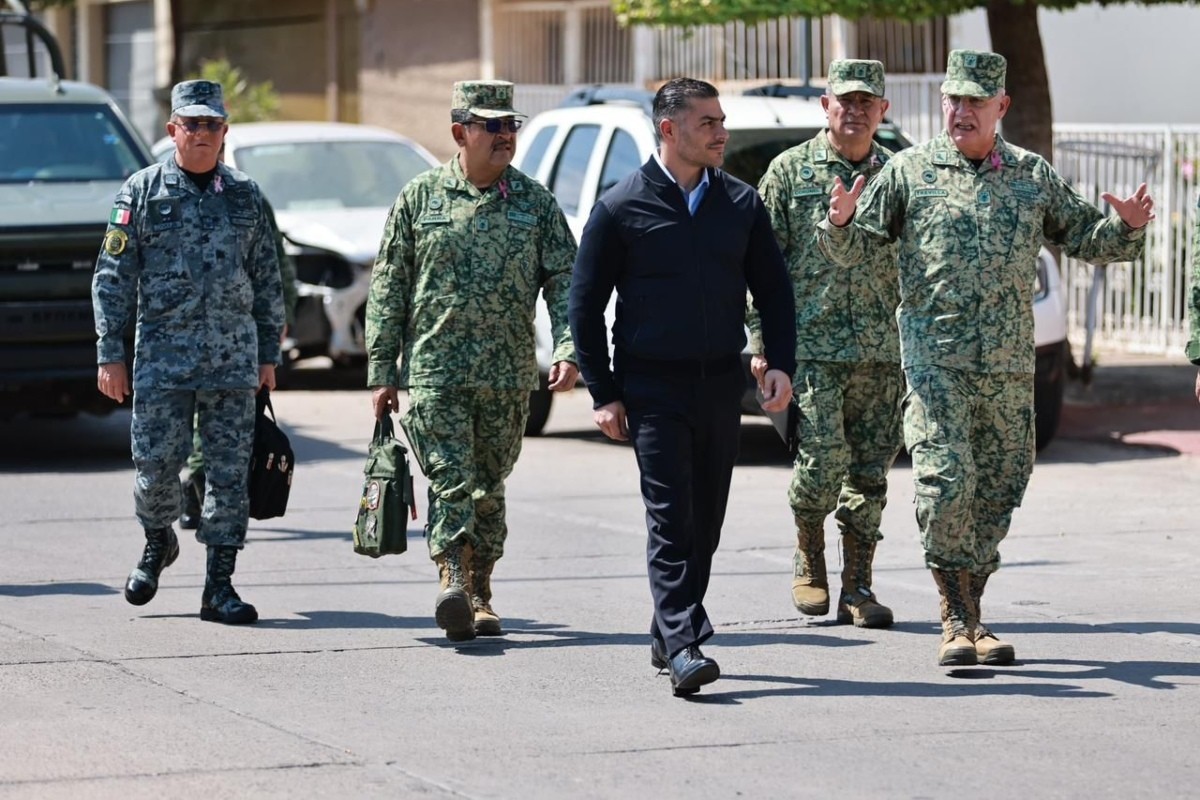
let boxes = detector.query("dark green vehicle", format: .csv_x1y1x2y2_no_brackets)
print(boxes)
0,9,151,418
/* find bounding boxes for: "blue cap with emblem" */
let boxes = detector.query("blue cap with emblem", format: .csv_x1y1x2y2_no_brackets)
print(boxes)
171,80,228,119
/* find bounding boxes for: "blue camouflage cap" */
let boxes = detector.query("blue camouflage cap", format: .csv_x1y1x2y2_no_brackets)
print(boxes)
171,79,228,119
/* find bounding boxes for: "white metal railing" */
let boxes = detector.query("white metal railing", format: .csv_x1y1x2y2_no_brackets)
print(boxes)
1052,125,1200,357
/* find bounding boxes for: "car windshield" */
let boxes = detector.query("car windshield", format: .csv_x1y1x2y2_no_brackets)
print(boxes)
0,103,146,183
235,140,432,211
723,124,915,187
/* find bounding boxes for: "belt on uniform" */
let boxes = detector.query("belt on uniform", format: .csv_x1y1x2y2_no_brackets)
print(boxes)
616,351,742,378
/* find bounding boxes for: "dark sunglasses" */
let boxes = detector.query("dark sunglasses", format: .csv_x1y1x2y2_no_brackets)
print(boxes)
176,118,226,134
464,117,523,134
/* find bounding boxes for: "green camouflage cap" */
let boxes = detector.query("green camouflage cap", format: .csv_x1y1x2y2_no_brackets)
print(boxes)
171,79,227,118
827,59,885,97
451,80,524,119
941,49,1006,98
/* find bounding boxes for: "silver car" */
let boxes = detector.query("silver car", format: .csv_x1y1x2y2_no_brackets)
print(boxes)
154,121,439,367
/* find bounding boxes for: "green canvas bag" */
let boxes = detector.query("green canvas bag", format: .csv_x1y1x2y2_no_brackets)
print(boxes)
353,415,416,558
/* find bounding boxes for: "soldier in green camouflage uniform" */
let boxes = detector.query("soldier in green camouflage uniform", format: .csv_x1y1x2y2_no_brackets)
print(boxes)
818,50,1155,666
93,80,284,625
749,60,902,630
1186,192,1200,396
366,80,577,642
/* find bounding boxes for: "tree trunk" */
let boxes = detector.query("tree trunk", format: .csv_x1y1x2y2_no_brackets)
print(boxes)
986,0,1053,164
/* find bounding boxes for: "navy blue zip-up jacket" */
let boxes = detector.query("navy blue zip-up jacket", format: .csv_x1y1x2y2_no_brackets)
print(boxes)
569,157,797,409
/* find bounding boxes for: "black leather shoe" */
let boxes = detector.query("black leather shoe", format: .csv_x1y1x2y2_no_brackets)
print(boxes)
179,473,203,531
651,637,668,670
668,645,720,697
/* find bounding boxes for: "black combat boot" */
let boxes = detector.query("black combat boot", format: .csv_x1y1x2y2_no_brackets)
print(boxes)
200,545,258,624
179,471,204,530
124,526,180,606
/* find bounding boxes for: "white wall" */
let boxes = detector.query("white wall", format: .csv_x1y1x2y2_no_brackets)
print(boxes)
951,4,1200,125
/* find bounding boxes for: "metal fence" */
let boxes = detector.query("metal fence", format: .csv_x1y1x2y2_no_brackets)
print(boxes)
1052,125,1200,356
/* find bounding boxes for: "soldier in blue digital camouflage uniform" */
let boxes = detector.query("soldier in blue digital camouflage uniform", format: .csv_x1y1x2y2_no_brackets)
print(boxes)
366,80,577,642
93,80,284,625
819,51,1155,666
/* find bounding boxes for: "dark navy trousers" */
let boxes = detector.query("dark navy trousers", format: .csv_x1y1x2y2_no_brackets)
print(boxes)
622,366,744,660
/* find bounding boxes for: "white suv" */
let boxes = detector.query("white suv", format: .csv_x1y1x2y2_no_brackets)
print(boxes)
516,85,1069,449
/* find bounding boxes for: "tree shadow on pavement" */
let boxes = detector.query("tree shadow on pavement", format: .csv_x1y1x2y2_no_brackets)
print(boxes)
0,581,119,597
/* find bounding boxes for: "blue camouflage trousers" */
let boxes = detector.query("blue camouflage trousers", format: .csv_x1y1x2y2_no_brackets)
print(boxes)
789,360,904,543
400,386,529,562
902,366,1035,575
131,388,255,546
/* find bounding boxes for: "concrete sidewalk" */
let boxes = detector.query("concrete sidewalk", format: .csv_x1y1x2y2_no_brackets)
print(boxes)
1059,351,1200,454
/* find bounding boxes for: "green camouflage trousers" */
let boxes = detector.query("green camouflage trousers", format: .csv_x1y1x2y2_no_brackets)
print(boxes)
401,386,529,561
903,366,1035,574
789,361,903,542
131,388,254,546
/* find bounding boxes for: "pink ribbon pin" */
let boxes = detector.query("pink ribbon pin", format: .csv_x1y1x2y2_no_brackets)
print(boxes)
497,179,509,199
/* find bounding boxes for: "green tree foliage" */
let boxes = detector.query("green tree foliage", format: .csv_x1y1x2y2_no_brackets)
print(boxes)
189,58,280,124
613,0,1188,163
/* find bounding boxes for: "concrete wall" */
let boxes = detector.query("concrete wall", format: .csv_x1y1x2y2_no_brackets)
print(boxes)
359,0,481,160
952,4,1200,125
177,0,360,122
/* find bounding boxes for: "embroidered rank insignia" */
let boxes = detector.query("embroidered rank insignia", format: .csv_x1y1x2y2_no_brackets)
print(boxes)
103,229,128,256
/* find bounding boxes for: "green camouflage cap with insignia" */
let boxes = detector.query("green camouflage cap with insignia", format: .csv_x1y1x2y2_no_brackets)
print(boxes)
451,80,525,119
941,49,1006,98
171,79,228,118
827,59,885,97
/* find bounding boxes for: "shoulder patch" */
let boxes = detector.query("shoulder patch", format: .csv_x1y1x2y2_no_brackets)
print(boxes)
103,229,128,256
109,207,131,225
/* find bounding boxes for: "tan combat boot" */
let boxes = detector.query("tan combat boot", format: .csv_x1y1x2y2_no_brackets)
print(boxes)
931,568,977,666
433,543,475,642
969,573,1015,665
469,548,502,637
836,535,894,628
791,522,829,616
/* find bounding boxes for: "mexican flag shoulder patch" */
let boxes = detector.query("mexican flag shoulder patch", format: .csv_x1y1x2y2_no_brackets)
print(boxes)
109,207,131,225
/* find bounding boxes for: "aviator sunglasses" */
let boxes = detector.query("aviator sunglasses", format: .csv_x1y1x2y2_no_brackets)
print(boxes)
175,118,226,133
464,117,523,134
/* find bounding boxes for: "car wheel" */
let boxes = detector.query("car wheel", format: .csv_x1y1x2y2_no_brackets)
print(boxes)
1034,341,1067,451
525,374,553,437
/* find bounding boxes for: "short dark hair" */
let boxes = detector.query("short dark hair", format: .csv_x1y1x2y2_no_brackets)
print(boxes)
652,78,719,133
451,109,472,124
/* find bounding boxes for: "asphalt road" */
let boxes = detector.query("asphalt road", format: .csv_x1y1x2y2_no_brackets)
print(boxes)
1,371,1198,798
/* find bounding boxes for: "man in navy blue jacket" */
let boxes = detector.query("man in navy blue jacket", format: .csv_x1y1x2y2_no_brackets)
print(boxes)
569,78,797,697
